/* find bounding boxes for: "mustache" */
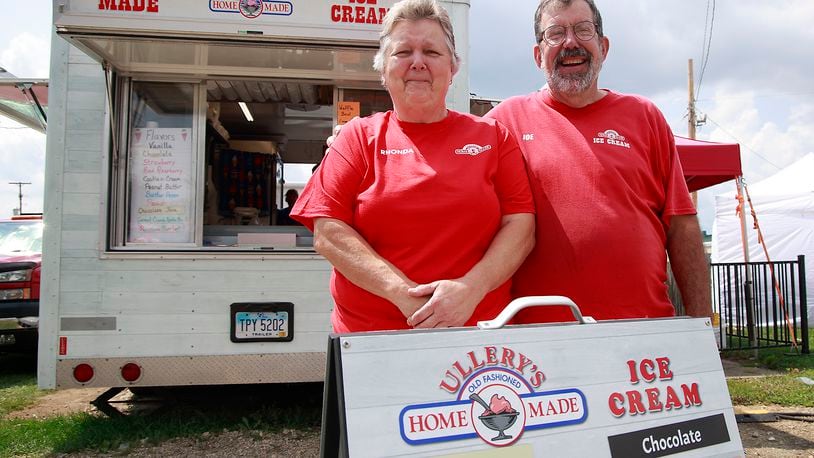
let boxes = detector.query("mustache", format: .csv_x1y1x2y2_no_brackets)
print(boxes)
556,47,590,62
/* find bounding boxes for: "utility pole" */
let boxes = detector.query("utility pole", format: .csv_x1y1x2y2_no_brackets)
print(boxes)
687,59,698,208
691,57,756,349
688,59,697,142
8,181,31,215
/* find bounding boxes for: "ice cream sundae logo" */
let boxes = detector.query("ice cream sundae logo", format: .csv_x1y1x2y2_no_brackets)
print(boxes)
470,386,524,446
208,0,293,18
239,0,263,18
455,143,492,156
593,129,631,148
398,350,589,448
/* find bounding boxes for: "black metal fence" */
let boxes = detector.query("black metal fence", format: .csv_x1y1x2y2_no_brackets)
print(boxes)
710,255,808,354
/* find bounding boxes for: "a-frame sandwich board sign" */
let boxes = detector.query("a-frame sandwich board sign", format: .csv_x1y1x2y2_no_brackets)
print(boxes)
320,296,743,457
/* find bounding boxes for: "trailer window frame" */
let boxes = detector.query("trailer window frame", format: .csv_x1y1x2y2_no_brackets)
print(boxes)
94,41,388,255
105,74,324,255
108,75,207,251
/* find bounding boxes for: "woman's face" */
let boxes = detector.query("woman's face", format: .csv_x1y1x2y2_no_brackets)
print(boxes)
382,19,455,119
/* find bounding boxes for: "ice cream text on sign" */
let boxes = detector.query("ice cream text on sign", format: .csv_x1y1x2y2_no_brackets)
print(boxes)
608,356,703,417
331,0,389,24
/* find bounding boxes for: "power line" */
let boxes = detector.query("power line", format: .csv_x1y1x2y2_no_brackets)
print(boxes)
697,91,814,103
696,0,716,100
702,115,782,172
657,89,814,107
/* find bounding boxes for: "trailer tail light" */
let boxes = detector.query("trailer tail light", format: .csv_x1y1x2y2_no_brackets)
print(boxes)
120,363,142,383
73,363,94,383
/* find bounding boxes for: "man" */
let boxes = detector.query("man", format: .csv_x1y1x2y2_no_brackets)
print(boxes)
276,189,302,226
485,0,711,322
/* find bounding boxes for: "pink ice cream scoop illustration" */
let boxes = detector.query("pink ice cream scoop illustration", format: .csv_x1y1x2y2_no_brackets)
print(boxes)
485,394,516,415
470,392,520,442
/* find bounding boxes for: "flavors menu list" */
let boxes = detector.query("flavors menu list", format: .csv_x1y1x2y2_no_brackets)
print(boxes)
128,127,194,244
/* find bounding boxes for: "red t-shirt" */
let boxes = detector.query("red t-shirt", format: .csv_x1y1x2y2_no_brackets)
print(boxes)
487,89,696,322
291,110,534,332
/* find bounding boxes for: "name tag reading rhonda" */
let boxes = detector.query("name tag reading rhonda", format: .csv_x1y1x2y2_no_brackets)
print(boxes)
230,302,294,342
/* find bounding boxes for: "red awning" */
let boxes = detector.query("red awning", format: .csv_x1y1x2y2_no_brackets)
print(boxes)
675,136,742,192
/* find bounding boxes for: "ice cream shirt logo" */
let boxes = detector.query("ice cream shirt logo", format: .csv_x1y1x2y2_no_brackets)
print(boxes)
593,129,631,149
455,144,492,156
399,346,588,447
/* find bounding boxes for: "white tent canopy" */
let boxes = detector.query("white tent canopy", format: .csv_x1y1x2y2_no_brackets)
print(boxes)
712,153,814,324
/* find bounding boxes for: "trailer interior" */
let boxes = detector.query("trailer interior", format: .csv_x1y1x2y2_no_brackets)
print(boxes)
60,34,394,252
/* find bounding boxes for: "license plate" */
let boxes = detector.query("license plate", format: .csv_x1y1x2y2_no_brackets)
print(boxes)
235,311,288,338
230,302,294,342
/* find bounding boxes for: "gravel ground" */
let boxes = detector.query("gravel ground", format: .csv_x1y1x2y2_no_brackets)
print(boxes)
736,406,814,458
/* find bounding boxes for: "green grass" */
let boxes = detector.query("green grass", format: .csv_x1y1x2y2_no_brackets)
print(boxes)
727,372,814,407
0,349,322,456
0,353,44,418
723,330,814,407
0,402,321,457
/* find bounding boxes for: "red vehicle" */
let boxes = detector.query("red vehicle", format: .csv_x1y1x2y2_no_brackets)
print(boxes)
0,216,43,351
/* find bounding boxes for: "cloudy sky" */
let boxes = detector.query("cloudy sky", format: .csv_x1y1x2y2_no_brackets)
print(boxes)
469,0,814,233
0,1,50,217
1,0,812,233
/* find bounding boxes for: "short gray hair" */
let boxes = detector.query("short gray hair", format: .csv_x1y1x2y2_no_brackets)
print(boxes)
373,0,461,75
534,0,604,44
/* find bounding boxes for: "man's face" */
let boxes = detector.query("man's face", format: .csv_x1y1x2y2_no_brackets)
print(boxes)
534,0,609,97
285,191,298,207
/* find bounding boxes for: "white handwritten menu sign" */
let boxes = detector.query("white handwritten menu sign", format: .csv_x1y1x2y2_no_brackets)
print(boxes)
128,127,194,244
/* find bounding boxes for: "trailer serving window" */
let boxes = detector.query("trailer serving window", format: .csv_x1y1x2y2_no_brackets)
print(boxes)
61,31,388,253
108,76,332,252
106,74,387,253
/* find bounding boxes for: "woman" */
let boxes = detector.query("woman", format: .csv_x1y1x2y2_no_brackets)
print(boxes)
291,0,534,332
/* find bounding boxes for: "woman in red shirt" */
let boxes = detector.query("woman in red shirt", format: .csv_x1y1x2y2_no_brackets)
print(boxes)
291,0,535,333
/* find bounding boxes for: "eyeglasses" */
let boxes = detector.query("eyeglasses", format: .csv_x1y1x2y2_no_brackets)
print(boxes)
541,21,598,46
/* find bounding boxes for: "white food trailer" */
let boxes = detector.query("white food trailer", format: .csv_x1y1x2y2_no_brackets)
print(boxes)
39,0,472,389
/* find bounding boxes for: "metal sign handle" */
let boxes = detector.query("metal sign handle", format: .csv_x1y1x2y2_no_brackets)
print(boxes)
477,296,596,329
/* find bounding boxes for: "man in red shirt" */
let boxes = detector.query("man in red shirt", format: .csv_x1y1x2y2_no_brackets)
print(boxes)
484,0,711,322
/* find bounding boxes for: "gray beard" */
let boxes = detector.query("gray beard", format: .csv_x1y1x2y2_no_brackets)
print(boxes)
545,58,602,96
